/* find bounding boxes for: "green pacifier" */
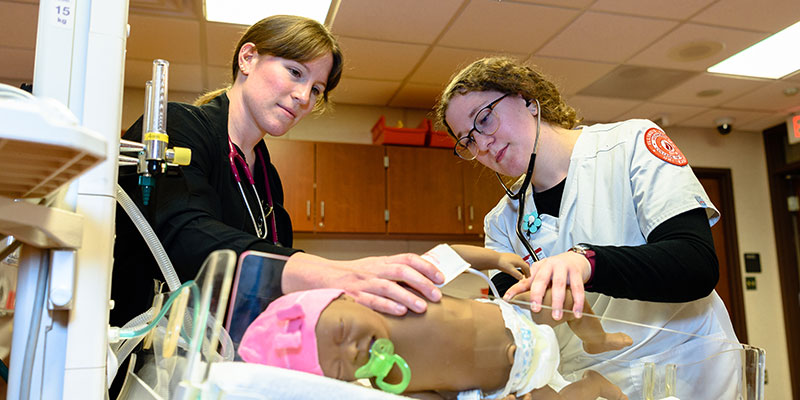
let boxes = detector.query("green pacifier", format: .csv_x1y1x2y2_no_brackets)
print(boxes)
354,338,411,394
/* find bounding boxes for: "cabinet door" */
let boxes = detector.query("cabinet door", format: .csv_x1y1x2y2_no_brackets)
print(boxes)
387,146,464,234
266,139,315,232
462,162,506,236
316,143,386,233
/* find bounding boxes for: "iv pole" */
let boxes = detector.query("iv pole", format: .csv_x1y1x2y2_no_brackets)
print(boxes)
5,1,129,398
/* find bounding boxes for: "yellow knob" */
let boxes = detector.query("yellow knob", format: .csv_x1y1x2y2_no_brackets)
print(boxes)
172,147,192,166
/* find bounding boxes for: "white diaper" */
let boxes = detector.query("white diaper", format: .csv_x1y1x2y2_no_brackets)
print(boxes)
478,299,566,399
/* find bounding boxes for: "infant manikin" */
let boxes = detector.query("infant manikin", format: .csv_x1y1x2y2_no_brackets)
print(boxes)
238,288,630,399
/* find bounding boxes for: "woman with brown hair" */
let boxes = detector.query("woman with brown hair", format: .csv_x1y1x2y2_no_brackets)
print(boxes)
112,15,444,330
433,56,741,399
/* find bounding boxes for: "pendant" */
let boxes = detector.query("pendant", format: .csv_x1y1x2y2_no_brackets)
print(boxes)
523,211,542,236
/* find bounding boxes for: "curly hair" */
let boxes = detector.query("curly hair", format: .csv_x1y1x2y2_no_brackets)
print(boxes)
434,56,580,138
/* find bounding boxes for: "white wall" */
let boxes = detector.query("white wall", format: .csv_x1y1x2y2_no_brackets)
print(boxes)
120,90,791,399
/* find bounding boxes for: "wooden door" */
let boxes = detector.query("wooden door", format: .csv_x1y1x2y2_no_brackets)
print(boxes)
315,143,386,233
266,139,315,232
387,146,464,234
462,161,505,235
696,168,748,343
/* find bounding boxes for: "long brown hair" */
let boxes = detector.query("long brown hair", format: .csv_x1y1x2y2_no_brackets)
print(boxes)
195,15,343,112
434,56,580,137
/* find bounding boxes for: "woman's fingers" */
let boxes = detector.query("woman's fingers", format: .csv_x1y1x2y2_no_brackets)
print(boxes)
502,251,589,319
528,263,552,313
503,277,532,301
377,254,444,302
568,268,586,318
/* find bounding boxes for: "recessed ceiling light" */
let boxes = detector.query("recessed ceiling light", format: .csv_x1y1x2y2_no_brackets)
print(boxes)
204,0,335,26
708,20,800,79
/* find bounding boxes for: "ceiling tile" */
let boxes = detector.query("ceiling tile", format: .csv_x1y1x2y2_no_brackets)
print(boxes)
721,80,800,113
439,2,579,54
127,14,201,63
389,83,442,110
410,47,526,86
0,48,34,81
680,108,773,130
784,71,800,83
205,22,246,67
615,102,707,126
691,0,800,32
590,0,714,20
514,0,594,8
538,11,678,63
566,95,642,123
578,65,697,100
329,77,400,106
331,0,463,44
738,113,790,132
527,56,617,95
653,73,768,107
0,2,38,49
124,59,203,93
338,37,427,81
627,23,769,71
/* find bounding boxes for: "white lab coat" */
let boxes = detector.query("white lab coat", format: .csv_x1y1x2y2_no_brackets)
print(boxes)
484,119,741,400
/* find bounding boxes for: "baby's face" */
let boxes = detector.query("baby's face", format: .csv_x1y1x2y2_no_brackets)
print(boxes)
316,296,390,381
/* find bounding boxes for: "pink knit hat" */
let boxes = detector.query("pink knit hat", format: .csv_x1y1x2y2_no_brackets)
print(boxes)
238,288,345,375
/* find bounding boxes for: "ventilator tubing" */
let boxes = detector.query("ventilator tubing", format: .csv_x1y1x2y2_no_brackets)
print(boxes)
116,184,180,292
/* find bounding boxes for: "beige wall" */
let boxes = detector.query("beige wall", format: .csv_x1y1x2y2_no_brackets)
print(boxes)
667,126,789,399
121,90,791,398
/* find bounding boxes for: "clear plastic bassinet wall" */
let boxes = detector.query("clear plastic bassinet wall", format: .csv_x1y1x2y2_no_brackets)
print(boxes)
114,251,766,400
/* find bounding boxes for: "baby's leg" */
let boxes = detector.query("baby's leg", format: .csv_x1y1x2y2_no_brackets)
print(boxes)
566,301,632,354
557,370,628,400
510,291,632,354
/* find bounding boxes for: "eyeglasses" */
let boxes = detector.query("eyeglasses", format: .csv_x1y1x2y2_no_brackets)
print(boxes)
453,93,509,160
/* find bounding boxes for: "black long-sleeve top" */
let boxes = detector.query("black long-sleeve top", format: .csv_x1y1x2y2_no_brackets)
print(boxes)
111,94,299,327
492,179,719,302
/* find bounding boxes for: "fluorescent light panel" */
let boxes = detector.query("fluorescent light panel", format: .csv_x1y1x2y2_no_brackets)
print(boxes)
708,20,800,79
205,0,333,26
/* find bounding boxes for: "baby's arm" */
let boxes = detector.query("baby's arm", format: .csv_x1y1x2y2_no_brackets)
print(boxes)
450,245,530,279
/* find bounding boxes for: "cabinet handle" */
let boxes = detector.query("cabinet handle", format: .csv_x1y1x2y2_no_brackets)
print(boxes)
306,200,311,218
469,205,474,221
319,201,325,228
457,206,462,221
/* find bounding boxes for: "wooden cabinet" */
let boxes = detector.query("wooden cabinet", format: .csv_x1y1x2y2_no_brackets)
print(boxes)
267,139,315,231
461,161,506,236
270,140,504,237
268,140,386,233
315,142,386,233
386,146,465,234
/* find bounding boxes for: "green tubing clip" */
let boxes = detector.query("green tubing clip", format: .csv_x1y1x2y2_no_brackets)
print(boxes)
354,338,411,394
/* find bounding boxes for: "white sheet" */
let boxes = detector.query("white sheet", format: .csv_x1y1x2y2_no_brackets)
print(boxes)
206,361,414,400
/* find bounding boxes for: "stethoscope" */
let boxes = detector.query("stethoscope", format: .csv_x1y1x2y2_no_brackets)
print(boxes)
496,98,541,264
227,137,278,244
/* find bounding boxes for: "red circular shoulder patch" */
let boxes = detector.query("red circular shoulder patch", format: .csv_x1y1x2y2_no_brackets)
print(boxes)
643,128,687,166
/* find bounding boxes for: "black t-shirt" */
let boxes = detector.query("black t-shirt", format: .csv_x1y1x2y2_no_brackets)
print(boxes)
111,94,299,326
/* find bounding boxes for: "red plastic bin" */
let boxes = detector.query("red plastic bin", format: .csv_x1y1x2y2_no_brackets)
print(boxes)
371,115,427,146
424,119,455,148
